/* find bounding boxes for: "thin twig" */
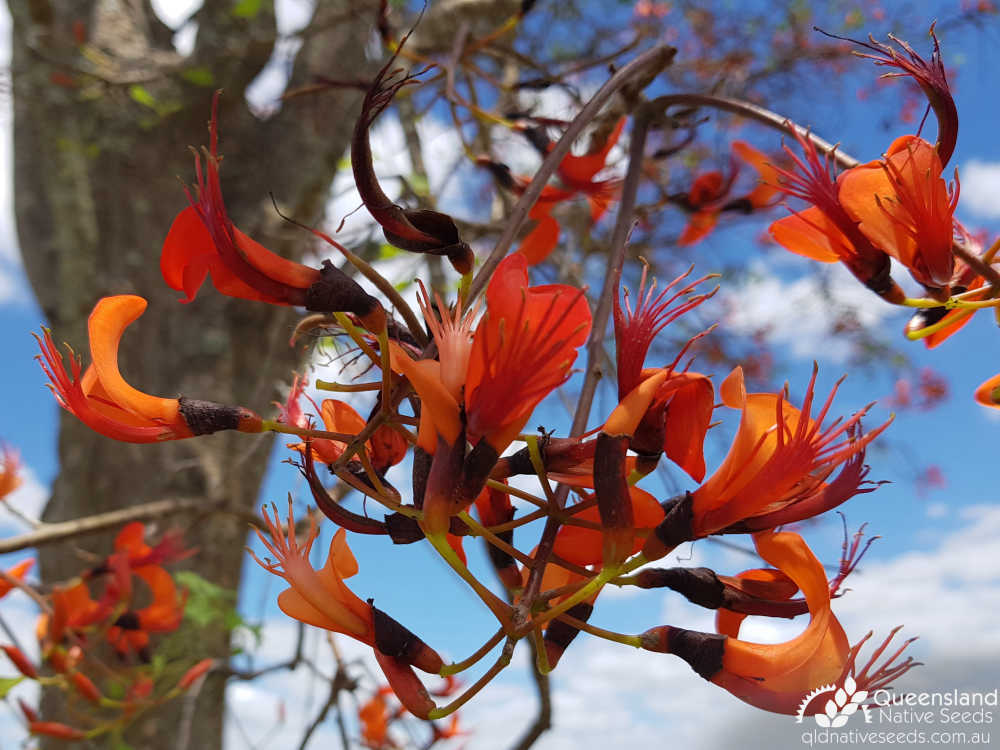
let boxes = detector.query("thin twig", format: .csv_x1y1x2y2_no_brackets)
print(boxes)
508,637,552,750
517,103,653,615
466,43,677,304
0,497,208,554
647,92,860,169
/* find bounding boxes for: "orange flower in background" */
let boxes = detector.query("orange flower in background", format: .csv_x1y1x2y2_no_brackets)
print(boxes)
0,559,34,600
42,582,106,646
106,522,194,572
108,565,187,657
478,118,624,265
517,186,574,265
840,135,957,291
974,372,1000,409
552,116,626,195
691,366,889,536
465,253,591,452
36,295,263,443
674,141,782,246
289,398,405,472
0,443,21,500
251,501,374,645
359,689,392,749
161,93,319,305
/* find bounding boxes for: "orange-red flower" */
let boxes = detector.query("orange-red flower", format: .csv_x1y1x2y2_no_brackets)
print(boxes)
690,366,888,537
107,565,187,657
613,267,716,481
251,500,374,645
552,486,664,567
844,26,957,167
840,135,957,291
479,118,624,265
673,141,782,246
465,254,591,452
359,689,392,749
161,94,320,305
289,398,406,472
393,253,590,456
36,295,263,443
768,129,903,301
0,443,21,500
0,559,33,600
644,531,916,715
710,531,851,713
974,372,1000,409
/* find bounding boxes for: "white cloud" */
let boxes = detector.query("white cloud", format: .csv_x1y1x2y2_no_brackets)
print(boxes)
960,160,1000,220
719,259,901,362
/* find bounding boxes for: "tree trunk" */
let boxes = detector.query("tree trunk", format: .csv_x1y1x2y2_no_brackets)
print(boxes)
9,0,373,746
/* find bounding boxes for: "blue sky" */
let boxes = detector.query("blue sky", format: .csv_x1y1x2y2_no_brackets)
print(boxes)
2,2,1000,748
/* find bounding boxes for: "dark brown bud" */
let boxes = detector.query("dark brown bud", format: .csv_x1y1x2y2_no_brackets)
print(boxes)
305,260,385,331
640,625,725,680
113,612,141,631
178,398,259,436
634,567,725,610
543,603,593,669
642,492,694,561
371,605,443,674
594,432,634,566
461,439,500,502
302,448,389,535
385,512,425,544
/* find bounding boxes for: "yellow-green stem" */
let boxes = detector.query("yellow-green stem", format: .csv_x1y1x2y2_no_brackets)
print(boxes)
426,532,513,627
439,627,506,676
427,639,516,720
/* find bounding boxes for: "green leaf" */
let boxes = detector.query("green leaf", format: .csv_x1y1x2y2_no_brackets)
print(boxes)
175,571,257,639
378,244,401,260
0,676,24,699
181,67,215,87
128,84,158,110
409,173,430,198
231,0,262,19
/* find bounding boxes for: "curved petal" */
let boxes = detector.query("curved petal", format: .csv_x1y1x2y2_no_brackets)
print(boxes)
558,117,626,185
388,343,461,448
769,208,844,263
661,373,715,482
720,532,849,691
974,372,1000,409
517,205,560,265
87,296,186,426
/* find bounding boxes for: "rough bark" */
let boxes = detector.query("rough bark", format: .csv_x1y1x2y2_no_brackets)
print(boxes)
9,0,373,746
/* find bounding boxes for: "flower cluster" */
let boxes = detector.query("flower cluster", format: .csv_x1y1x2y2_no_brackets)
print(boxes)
2,523,209,743
36,22,979,733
